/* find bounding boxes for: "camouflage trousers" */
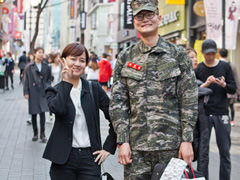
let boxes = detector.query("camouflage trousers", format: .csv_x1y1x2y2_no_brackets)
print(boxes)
124,150,178,180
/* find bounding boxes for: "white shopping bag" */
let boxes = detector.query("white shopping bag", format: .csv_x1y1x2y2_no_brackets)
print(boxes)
160,158,187,180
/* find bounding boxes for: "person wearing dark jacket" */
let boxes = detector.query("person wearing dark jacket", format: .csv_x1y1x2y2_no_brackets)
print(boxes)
18,51,27,83
3,52,15,90
195,39,236,180
43,43,117,180
23,47,52,143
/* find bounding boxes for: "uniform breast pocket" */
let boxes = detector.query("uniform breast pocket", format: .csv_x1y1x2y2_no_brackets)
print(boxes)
158,66,181,98
121,67,143,95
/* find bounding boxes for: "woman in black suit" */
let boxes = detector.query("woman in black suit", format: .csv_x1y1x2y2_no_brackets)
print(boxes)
43,43,117,180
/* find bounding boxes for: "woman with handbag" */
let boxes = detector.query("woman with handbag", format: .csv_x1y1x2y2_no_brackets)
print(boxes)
43,42,117,180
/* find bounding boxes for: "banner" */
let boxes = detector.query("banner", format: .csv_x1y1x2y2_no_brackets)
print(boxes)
124,0,134,29
204,0,222,48
194,40,205,63
17,0,23,13
225,0,240,50
166,0,185,5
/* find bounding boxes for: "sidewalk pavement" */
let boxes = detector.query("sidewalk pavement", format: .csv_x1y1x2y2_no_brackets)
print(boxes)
0,70,240,180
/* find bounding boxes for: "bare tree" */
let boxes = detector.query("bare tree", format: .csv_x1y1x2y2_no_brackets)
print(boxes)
30,0,49,54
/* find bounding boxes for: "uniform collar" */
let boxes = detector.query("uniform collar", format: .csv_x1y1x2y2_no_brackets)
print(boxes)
138,36,170,54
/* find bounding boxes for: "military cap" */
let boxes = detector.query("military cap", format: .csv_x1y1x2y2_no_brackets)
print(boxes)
131,0,158,16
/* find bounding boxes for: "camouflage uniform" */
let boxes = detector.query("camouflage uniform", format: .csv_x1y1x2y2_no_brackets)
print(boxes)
109,0,198,179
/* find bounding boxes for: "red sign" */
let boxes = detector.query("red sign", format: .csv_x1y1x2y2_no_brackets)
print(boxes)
2,7,9,14
17,0,23,13
15,31,22,39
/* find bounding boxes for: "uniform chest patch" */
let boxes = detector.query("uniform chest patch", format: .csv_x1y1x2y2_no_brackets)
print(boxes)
128,62,142,71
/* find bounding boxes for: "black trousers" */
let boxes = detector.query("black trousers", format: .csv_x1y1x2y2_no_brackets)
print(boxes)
4,71,13,88
20,69,24,82
32,112,46,135
200,115,231,180
50,148,101,180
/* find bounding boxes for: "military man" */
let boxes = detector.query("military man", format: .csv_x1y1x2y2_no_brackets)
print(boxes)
109,0,198,179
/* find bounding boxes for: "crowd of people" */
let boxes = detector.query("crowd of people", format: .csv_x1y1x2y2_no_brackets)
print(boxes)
0,0,239,179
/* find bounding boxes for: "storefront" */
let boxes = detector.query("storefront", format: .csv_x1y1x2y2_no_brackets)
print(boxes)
158,0,187,46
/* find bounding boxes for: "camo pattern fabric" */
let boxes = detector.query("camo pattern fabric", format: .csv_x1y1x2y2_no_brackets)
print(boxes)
109,36,198,151
124,150,178,180
131,0,158,16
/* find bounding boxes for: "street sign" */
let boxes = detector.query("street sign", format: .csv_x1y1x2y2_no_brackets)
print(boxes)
124,0,134,29
166,0,185,5
80,11,86,30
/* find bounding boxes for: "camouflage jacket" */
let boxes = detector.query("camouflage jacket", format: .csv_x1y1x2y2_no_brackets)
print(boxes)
109,36,198,151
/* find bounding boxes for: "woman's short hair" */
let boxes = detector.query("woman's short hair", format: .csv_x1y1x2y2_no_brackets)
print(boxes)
7,52,12,57
34,47,44,54
61,43,89,65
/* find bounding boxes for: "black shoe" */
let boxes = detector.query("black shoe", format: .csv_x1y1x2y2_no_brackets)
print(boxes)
40,134,47,143
11,85,14,89
5,87,9,90
32,135,38,141
26,120,32,125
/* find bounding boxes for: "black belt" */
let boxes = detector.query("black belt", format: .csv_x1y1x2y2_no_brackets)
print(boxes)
72,147,91,151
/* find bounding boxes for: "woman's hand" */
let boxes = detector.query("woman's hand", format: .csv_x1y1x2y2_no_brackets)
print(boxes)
93,150,110,165
60,58,73,84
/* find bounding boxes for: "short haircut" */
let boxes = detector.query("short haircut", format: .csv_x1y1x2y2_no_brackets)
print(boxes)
7,52,12,57
61,43,89,65
34,47,44,54
102,53,108,58
23,51,26,54
219,48,228,58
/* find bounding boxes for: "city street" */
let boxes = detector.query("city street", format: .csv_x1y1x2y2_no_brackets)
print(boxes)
0,71,240,180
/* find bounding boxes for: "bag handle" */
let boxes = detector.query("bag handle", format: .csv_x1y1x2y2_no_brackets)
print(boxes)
184,165,195,179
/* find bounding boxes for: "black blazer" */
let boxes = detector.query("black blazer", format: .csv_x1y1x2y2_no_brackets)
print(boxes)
43,79,117,164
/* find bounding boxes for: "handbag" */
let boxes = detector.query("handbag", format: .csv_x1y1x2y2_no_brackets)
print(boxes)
89,81,115,180
181,165,205,180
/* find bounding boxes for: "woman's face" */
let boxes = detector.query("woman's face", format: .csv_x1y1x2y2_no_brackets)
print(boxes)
65,52,86,78
188,51,198,70
34,49,44,62
54,54,60,64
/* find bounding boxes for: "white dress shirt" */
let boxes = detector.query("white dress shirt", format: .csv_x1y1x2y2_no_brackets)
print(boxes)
70,79,91,148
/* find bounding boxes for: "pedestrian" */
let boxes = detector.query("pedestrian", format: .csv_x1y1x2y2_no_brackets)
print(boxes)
3,52,15,90
23,47,52,143
219,48,240,126
109,0,198,179
86,52,99,82
49,53,61,86
18,51,27,84
43,42,117,180
195,39,236,180
187,47,212,179
98,52,112,93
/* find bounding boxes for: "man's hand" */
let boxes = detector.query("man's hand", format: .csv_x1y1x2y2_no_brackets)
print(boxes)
24,94,29,100
118,143,132,165
178,142,193,165
200,75,215,88
215,76,226,88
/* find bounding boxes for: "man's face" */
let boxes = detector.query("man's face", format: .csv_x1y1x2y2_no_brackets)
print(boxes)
133,10,161,37
203,52,216,62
